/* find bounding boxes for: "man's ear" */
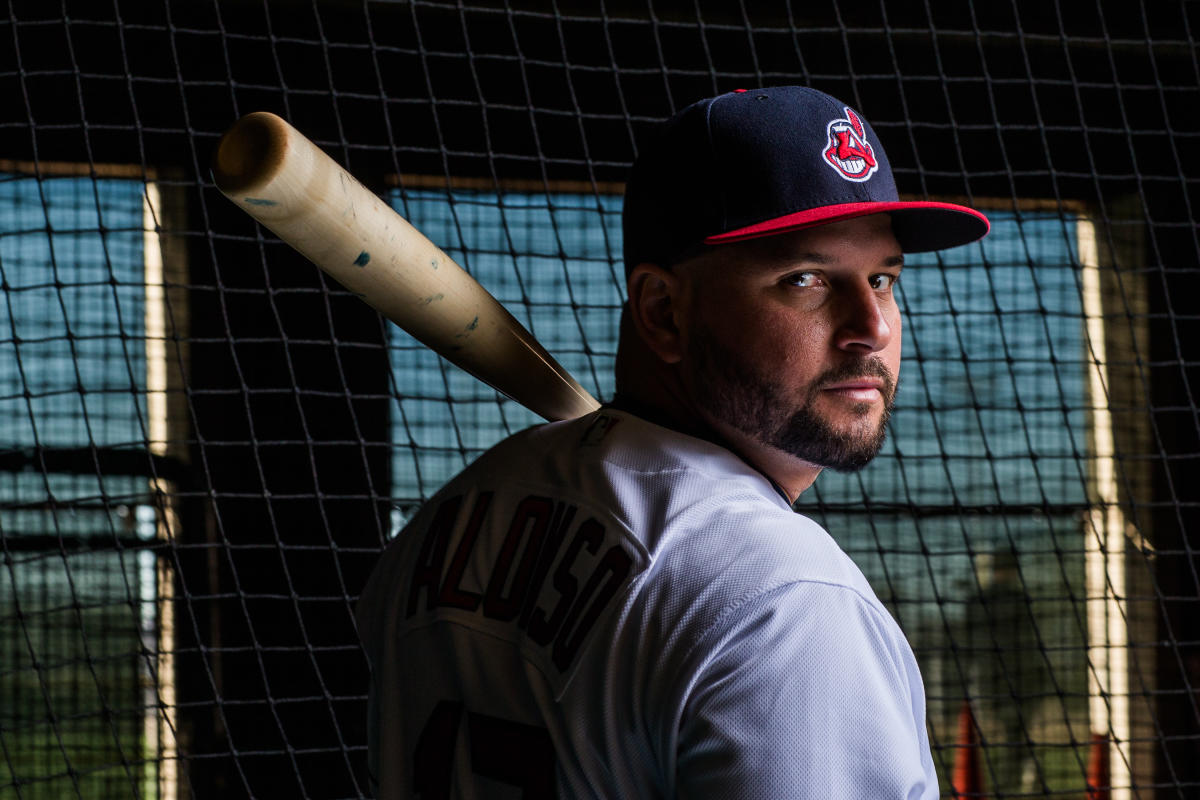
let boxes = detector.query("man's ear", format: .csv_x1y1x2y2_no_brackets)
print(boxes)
626,262,686,364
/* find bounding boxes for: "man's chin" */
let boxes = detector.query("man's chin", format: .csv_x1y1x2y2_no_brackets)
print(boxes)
768,409,890,473
814,392,884,419
807,403,887,438
797,439,887,473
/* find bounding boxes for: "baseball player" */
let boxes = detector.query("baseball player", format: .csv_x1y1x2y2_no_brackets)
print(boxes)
356,86,990,798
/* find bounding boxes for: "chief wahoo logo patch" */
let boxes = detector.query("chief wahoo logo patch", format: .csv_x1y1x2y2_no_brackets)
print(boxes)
822,107,878,182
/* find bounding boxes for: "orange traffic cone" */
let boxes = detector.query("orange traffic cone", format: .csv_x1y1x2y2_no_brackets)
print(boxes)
1086,733,1110,800
952,700,985,798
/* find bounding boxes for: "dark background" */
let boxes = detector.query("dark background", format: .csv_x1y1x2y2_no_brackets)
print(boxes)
1,0,1197,796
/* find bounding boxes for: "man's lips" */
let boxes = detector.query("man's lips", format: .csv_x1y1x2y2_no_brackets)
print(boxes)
821,378,885,401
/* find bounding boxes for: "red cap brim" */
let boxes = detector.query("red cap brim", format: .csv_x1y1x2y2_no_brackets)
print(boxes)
703,200,990,253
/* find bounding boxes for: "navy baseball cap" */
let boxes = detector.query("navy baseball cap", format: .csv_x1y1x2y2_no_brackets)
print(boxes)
622,86,989,272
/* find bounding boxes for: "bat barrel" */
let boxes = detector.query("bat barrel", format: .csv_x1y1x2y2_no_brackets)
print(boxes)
211,112,601,422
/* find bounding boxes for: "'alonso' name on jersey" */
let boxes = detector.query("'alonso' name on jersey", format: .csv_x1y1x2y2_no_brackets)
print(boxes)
404,488,644,686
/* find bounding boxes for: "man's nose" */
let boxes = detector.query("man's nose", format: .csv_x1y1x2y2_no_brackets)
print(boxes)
833,285,894,353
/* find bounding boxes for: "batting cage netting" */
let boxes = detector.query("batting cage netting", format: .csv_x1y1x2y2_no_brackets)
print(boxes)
1,0,1197,797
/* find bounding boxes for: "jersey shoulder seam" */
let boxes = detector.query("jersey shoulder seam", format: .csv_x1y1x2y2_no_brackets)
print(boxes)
684,576,895,657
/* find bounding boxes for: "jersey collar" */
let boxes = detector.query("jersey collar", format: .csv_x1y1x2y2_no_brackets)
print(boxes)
605,395,794,507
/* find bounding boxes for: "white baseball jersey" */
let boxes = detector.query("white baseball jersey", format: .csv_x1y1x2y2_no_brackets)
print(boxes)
356,408,938,799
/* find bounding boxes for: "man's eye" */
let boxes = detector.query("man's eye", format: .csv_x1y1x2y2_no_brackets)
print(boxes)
785,271,820,288
870,274,898,290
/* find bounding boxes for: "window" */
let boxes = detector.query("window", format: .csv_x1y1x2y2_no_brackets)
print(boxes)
0,170,180,799
803,213,1109,792
386,185,623,523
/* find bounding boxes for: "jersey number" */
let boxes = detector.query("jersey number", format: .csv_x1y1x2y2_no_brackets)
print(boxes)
413,700,556,799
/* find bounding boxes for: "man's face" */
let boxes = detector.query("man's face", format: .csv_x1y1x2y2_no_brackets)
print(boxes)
677,214,903,472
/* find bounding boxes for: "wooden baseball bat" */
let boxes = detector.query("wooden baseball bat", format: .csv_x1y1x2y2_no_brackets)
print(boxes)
210,111,600,422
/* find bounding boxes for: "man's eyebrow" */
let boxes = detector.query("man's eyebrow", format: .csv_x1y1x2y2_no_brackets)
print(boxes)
770,252,906,267
783,251,835,265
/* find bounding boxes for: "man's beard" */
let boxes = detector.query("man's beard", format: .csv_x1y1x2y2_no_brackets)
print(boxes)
688,329,897,472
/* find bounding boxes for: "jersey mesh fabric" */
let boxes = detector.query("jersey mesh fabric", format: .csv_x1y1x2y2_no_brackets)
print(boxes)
356,409,937,799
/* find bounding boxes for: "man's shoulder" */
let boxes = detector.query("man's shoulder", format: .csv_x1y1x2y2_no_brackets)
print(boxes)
460,409,872,593
645,491,876,611
398,408,882,627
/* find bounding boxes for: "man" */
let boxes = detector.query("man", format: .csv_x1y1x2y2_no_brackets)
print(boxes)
357,86,989,798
